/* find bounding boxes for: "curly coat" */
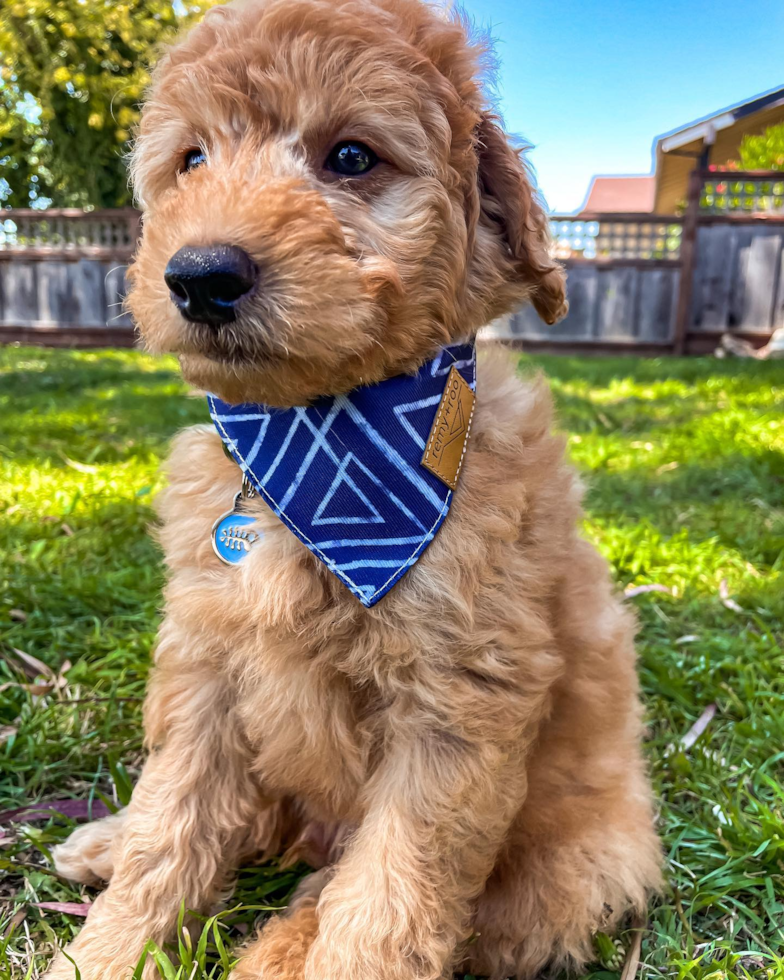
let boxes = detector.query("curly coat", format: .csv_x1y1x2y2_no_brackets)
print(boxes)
46,1,661,978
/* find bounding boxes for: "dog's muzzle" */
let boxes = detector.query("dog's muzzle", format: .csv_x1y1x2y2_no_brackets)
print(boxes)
164,244,256,327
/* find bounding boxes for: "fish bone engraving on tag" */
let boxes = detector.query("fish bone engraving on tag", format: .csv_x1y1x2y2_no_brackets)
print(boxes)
421,364,475,490
220,524,255,551
211,504,262,566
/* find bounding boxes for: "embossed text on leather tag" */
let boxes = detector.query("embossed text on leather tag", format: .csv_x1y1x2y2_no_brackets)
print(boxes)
421,365,475,490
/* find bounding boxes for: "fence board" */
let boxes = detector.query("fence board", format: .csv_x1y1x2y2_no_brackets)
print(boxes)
739,233,781,330
37,262,80,323
553,266,598,339
1,262,38,324
85,260,110,327
691,224,734,330
638,268,679,342
774,250,784,330
596,267,639,339
729,234,752,328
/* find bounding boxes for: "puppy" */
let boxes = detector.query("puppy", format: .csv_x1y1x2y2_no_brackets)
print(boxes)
46,1,661,978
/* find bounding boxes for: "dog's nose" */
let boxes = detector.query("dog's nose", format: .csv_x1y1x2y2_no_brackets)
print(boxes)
164,245,256,326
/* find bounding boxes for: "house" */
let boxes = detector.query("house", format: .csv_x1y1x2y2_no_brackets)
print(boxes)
578,84,784,216
581,175,655,213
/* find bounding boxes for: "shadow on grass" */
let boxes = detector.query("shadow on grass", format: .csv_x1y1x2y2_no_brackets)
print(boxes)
2,498,164,653
2,392,208,469
575,451,783,577
581,447,783,509
0,347,207,468
1,362,179,397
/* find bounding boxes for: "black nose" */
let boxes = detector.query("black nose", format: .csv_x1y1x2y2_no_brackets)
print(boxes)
164,245,256,326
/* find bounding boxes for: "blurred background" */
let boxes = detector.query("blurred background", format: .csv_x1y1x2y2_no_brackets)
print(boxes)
2,0,784,355
0,3,782,980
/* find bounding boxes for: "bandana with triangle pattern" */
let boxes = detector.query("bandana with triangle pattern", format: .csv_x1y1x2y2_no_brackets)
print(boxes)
208,341,476,607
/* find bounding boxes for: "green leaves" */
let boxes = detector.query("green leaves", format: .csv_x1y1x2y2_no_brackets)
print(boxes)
108,759,134,807
0,0,220,207
737,123,784,172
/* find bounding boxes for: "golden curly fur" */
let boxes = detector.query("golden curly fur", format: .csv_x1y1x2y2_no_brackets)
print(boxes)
45,1,661,977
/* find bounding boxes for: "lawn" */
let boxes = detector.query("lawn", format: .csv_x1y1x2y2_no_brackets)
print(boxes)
1,345,783,980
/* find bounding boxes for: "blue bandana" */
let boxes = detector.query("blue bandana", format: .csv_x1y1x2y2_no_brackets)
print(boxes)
208,342,476,606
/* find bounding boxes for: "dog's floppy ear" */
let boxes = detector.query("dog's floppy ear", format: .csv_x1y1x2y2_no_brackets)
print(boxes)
475,113,567,325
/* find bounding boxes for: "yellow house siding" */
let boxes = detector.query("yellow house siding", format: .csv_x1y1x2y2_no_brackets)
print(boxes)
654,102,784,214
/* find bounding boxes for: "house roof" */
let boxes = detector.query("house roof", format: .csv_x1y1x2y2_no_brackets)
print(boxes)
573,84,784,216
580,175,656,213
655,84,784,154
652,84,784,212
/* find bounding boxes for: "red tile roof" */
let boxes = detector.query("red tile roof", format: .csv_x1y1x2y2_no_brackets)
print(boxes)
581,175,656,213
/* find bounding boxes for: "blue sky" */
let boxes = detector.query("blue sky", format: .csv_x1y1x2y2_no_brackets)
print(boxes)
460,0,784,213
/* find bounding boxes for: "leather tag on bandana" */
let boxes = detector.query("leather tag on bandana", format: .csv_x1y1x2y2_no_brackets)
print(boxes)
421,365,475,490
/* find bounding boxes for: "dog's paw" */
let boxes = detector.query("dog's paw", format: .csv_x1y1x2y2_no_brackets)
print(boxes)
287,868,332,910
231,900,319,980
52,811,126,885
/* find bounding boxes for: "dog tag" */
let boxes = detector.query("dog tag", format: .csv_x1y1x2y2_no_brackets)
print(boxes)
212,488,262,565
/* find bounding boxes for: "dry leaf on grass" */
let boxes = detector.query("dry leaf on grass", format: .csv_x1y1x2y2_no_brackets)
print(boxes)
719,579,744,614
2,908,26,938
9,648,53,680
0,682,55,696
34,902,92,917
681,704,717,751
60,455,98,474
0,799,111,824
620,918,645,980
624,584,675,598
5,651,71,696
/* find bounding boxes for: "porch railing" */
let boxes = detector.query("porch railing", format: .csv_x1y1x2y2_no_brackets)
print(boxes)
0,208,140,259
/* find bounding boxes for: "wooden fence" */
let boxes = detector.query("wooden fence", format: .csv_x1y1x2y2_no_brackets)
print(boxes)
2,170,783,353
0,209,139,347
488,169,784,354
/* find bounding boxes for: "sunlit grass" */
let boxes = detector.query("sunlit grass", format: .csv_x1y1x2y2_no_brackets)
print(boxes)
1,346,783,979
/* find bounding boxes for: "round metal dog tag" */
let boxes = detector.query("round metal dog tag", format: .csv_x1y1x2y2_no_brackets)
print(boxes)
212,495,261,565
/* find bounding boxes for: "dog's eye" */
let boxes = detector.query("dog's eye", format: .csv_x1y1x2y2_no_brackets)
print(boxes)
325,141,378,176
181,148,206,173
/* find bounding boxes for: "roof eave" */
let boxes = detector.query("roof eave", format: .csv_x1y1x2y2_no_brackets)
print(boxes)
659,113,735,153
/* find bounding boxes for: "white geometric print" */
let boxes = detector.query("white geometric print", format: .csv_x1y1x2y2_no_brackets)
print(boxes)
312,454,385,526
392,394,442,450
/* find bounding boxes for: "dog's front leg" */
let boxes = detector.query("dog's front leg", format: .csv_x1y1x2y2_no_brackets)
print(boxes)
302,669,550,980
45,666,262,980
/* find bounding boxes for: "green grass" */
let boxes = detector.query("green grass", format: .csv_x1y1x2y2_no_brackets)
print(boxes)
1,345,783,980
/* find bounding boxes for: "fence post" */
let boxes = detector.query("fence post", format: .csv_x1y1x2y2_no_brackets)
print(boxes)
673,170,701,355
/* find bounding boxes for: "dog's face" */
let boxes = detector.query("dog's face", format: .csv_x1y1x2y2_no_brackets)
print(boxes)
127,0,566,406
